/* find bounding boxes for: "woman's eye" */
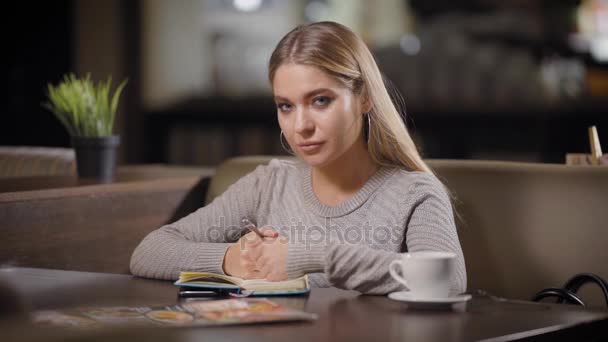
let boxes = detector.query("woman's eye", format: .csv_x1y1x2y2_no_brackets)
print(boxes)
313,96,332,107
277,103,292,112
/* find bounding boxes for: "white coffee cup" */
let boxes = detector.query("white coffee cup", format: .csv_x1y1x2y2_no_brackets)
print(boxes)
389,251,456,298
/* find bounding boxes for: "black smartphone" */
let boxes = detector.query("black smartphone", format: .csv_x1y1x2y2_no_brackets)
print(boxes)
177,287,235,298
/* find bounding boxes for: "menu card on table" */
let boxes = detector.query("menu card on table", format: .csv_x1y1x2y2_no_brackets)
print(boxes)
32,298,317,328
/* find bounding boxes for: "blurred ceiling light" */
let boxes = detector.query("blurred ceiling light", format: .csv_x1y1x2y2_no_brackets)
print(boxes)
399,34,421,55
305,1,329,22
576,0,608,62
233,0,263,12
591,37,608,62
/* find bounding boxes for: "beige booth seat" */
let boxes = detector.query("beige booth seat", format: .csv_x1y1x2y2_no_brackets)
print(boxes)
206,156,608,306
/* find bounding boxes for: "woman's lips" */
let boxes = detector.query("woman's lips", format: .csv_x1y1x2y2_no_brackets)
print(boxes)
298,142,324,153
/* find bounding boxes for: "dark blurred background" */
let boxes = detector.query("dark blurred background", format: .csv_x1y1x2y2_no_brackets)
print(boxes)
5,0,608,166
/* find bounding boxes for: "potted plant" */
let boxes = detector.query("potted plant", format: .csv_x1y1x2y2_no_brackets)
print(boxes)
44,73,127,182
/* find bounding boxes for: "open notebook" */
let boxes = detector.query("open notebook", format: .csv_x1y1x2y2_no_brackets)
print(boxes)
174,272,310,296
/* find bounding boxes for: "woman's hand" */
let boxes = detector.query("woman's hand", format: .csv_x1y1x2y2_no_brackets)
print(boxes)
241,227,289,282
221,227,279,279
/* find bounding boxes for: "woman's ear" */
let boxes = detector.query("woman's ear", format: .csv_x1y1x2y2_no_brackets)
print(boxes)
361,101,372,115
360,88,372,114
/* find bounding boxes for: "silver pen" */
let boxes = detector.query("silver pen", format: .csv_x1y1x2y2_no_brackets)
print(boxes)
241,217,264,238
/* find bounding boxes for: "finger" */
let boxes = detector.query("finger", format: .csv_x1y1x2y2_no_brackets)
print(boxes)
240,249,253,262
244,268,268,280
242,231,263,243
241,259,256,271
242,270,262,279
241,264,264,279
255,255,269,269
241,245,262,261
239,234,262,250
266,272,288,282
259,226,279,238
255,267,270,280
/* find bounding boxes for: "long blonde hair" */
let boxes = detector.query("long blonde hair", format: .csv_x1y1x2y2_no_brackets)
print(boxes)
268,21,432,173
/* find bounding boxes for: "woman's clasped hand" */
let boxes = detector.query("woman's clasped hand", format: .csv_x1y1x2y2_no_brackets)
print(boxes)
222,226,289,281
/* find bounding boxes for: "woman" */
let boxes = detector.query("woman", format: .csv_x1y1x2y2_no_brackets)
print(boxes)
130,21,466,295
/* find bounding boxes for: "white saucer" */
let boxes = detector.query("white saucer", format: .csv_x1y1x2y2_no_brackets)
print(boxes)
388,291,472,307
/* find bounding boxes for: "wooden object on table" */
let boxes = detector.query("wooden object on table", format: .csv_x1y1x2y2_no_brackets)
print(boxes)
564,126,606,165
1,267,608,342
565,153,608,165
0,165,214,274
589,126,603,165
566,153,594,165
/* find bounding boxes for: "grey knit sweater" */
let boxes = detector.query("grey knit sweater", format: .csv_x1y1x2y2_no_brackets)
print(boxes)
130,159,467,295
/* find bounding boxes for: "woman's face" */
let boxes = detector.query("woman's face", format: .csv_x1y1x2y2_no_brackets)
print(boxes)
272,63,365,168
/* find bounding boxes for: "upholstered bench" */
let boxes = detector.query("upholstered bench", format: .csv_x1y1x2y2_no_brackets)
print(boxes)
206,156,608,306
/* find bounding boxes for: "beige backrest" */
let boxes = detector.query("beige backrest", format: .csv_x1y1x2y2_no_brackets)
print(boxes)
207,156,608,305
1,174,209,274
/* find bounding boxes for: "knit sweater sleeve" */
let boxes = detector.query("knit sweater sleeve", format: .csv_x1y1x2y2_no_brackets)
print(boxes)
286,173,467,295
129,163,273,280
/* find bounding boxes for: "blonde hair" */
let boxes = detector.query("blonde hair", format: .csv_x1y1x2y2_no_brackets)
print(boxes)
268,21,432,173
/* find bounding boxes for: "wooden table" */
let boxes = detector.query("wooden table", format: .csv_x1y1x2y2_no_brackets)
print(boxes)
1,268,607,342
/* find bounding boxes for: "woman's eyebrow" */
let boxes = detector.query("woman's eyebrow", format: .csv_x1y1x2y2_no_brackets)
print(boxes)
274,88,333,102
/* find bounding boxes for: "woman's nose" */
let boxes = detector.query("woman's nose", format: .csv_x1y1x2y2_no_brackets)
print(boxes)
294,109,315,134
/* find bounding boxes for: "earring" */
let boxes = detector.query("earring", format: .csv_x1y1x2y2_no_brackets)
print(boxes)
365,112,372,145
280,131,295,155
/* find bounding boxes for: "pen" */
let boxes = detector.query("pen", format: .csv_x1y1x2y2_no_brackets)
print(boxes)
241,217,264,238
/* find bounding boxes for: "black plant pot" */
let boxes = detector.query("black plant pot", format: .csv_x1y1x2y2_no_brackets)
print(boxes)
71,135,120,183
